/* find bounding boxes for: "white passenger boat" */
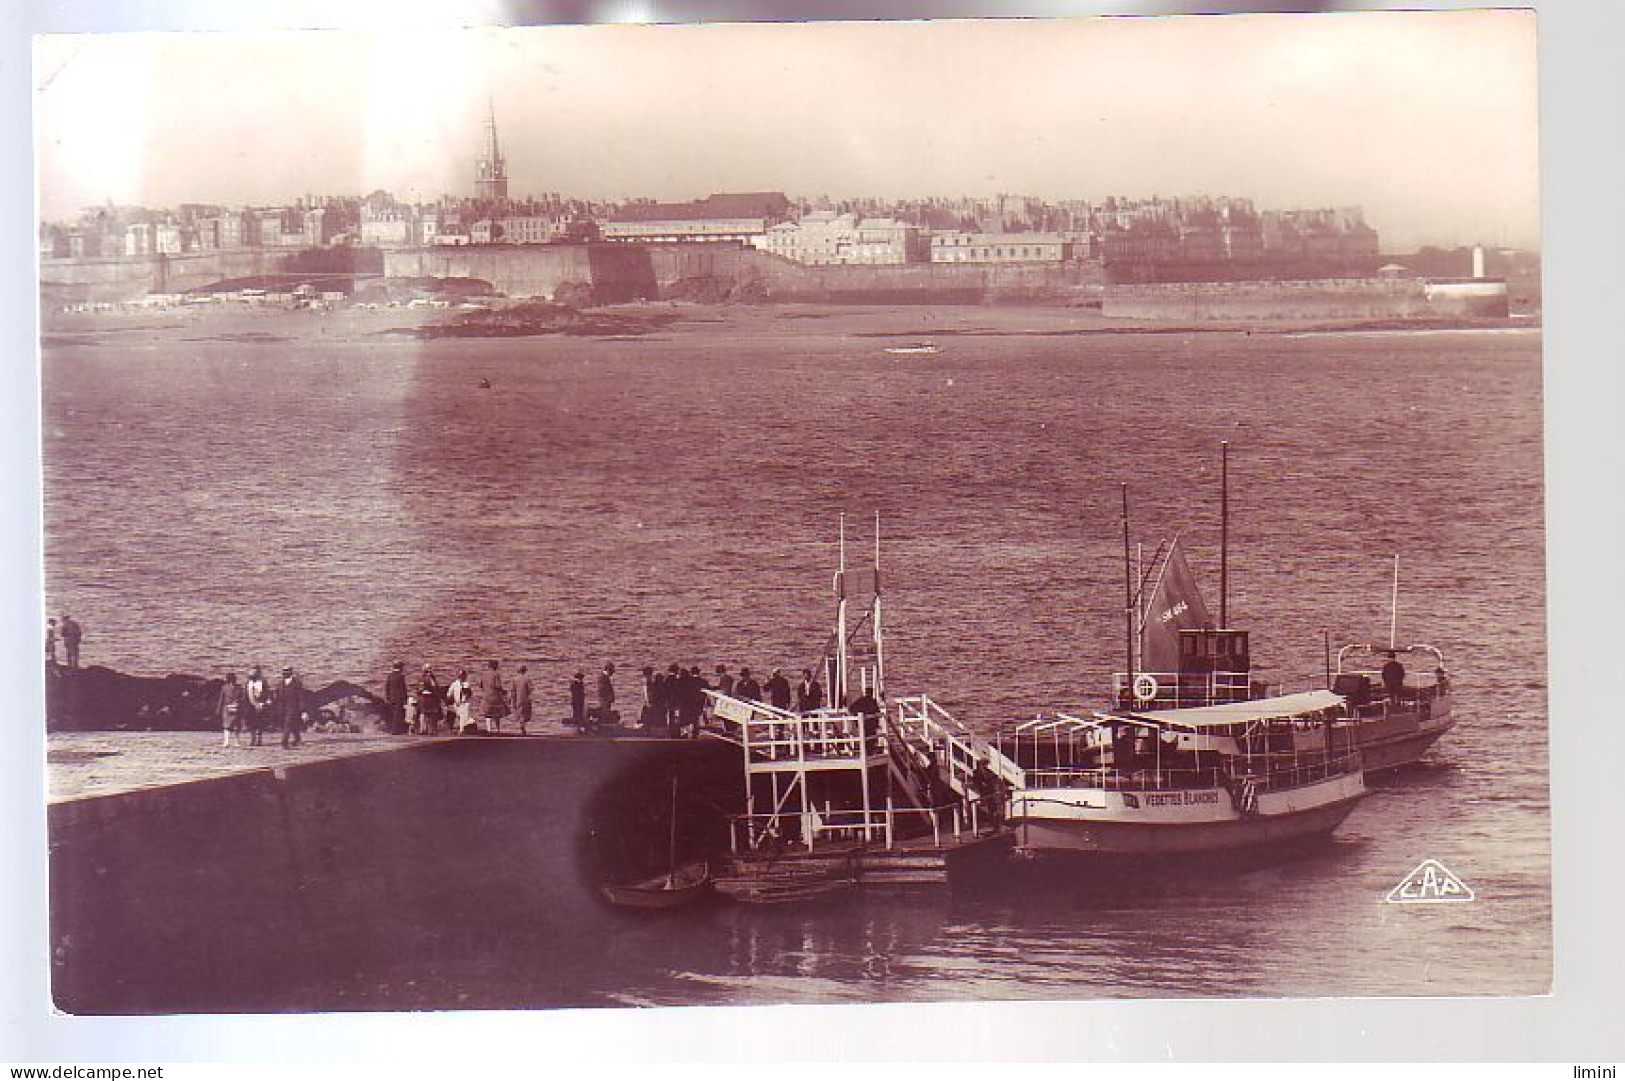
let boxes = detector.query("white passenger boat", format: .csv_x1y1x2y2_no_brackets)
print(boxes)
1097,450,1455,774
1003,690,1365,857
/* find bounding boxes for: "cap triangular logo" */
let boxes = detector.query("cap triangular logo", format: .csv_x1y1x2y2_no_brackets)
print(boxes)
1386,858,1475,904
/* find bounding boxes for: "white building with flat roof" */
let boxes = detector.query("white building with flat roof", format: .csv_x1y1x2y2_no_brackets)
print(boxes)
754,212,920,265
929,232,1070,263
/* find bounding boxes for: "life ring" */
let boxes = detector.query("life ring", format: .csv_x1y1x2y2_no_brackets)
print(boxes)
1132,674,1160,703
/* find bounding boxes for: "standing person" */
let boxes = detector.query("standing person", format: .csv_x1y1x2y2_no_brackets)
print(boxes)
45,619,58,669
243,666,270,747
849,687,882,741
641,665,661,727
60,613,83,669
796,669,825,713
417,665,444,735
274,666,307,749
217,672,245,748
765,668,792,712
510,664,534,736
476,659,508,734
714,665,735,697
384,662,409,735
569,671,587,731
972,760,1007,828
1381,654,1407,705
595,663,617,730
665,664,685,726
683,666,709,736
446,669,473,734
735,667,761,703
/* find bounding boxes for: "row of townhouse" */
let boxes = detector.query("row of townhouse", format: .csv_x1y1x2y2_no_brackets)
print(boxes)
42,205,348,260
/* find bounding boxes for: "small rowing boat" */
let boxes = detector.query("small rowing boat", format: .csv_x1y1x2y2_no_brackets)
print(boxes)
600,860,712,910
601,777,713,910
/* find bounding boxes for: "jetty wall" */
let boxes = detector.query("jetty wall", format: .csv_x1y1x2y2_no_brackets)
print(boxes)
1100,277,1510,321
48,737,740,1013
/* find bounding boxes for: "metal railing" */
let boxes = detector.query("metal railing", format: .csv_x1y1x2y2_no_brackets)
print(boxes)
706,691,885,765
1017,750,1361,795
1110,669,1255,709
892,694,1026,790
727,795,1001,854
1340,669,1450,720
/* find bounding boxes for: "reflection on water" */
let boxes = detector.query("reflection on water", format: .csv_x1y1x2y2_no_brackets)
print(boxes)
41,310,1549,1002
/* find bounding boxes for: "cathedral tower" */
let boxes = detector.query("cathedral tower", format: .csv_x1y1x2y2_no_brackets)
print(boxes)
475,100,509,202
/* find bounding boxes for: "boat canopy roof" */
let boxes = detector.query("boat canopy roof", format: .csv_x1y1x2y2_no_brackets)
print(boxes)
1122,689,1346,730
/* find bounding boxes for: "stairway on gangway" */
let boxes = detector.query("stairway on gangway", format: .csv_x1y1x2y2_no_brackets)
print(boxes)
888,695,1025,803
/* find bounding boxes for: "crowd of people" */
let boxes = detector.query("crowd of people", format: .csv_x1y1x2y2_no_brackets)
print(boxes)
44,613,84,671
361,658,850,741
214,666,312,749
380,659,537,737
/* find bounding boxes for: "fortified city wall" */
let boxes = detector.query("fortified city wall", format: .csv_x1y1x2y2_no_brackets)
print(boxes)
39,249,293,303
41,243,1507,319
386,242,1109,306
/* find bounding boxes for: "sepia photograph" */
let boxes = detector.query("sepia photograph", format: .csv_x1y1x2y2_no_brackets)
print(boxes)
28,8,1553,1023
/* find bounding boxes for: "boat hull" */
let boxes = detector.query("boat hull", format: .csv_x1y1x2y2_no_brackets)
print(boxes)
1335,699,1455,773
600,862,712,909
1009,773,1365,856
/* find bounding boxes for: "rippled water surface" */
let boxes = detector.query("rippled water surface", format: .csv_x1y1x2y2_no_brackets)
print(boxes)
41,306,1549,1001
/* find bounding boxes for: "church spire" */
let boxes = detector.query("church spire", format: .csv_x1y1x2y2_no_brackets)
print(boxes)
475,98,509,202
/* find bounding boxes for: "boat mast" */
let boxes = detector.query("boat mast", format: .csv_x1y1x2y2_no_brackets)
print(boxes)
836,514,848,706
1389,553,1400,650
1220,439,1229,630
1122,483,1135,698
872,510,885,701
666,775,679,880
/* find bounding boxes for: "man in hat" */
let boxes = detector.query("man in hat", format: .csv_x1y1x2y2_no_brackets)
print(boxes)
275,666,308,749
510,664,534,736
796,668,825,714
60,613,83,669
595,663,616,730
734,667,761,703
765,668,793,712
244,665,270,746
384,661,409,734
476,659,508,734
569,671,587,731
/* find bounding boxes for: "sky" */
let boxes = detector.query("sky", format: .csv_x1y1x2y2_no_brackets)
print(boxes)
32,11,1540,250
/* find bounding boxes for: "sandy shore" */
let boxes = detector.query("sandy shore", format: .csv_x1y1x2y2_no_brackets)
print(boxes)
39,298,1535,349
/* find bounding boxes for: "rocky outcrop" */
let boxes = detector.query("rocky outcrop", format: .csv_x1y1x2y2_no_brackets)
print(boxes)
386,300,678,339
44,665,386,733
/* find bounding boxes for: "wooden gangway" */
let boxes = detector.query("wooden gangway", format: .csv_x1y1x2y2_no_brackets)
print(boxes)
703,689,1021,883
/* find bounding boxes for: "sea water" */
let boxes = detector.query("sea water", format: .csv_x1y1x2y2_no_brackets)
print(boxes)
40,306,1549,1002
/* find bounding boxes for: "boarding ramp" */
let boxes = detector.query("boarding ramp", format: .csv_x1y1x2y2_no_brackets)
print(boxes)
890,695,1026,801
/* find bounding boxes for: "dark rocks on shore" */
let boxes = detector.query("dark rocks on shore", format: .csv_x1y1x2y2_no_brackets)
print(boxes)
45,665,386,734
383,299,679,340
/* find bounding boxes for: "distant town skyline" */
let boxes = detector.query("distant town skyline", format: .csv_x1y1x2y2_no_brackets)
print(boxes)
34,12,1539,251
